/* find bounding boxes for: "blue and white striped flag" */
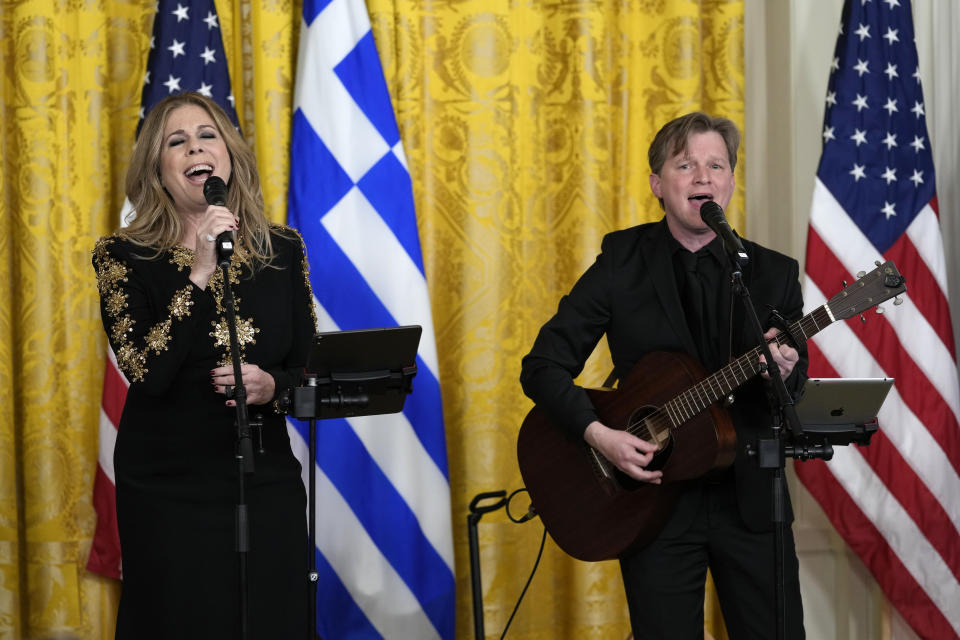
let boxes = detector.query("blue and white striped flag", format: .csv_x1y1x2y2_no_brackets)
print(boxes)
287,1,455,638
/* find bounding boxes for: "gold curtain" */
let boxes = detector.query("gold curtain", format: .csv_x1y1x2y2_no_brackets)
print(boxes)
374,0,743,637
0,0,742,637
0,1,153,637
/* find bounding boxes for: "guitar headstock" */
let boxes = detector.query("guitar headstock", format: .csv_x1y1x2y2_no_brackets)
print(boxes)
827,260,907,321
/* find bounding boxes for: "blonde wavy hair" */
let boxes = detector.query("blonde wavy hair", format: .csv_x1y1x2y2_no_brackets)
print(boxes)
121,92,276,268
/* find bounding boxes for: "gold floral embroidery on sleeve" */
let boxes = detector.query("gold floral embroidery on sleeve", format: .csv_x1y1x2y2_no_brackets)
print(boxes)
146,319,173,353
283,227,319,334
300,252,319,333
114,343,146,380
105,288,127,317
110,315,135,344
93,237,197,382
139,286,194,355
94,248,130,294
94,238,144,380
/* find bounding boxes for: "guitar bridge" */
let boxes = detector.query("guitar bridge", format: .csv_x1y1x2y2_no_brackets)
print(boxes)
586,445,619,496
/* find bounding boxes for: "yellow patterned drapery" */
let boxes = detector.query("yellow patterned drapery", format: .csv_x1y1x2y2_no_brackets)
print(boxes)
0,2,152,638
0,0,742,637
378,1,743,637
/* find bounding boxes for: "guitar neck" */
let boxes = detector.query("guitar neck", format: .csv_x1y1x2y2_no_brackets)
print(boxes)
661,305,833,427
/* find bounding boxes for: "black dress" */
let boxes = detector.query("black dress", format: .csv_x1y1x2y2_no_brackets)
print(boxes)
93,227,316,639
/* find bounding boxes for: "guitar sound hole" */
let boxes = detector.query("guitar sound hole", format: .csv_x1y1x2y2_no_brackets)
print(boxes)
610,408,674,490
626,407,673,471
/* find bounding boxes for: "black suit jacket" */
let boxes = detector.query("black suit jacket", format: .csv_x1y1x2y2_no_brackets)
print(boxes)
520,218,809,533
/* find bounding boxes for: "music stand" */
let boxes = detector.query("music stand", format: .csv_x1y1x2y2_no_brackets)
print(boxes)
289,325,422,639
749,375,894,638
787,377,894,459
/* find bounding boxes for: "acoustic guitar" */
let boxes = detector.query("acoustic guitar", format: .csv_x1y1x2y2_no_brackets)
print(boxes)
517,260,906,561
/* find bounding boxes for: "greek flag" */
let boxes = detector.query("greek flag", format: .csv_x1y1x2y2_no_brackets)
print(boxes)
287,1,455,638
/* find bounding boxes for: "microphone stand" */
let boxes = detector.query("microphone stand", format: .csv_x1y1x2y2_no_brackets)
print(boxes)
218,243,261,640
724,250,804,640
467,491,508,640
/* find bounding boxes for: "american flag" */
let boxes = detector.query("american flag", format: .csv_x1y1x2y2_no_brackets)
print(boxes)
795,1,960,638
87,0,237,579
287,0,456,637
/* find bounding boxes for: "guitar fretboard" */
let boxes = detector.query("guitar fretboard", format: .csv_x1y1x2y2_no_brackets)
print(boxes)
630,304,834,440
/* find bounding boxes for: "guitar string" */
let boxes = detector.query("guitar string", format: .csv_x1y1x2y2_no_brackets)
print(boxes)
618,305,832,441
608,271,896,444
587,271,898,468
585,273,893,484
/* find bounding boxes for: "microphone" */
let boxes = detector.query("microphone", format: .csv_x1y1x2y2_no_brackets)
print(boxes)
699,200,748,267
202,176,234,262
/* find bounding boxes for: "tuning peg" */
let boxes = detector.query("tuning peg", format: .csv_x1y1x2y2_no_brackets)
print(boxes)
860,313,867,323
875,305,885,315
842,279,848,288
893,295,904,306
857,270,866,279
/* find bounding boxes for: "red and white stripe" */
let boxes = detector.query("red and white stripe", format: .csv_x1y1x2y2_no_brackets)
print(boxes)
796,178,960,639
87,346,127,579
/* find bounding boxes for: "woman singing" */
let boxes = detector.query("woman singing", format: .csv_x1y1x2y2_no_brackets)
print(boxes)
93,92,314,638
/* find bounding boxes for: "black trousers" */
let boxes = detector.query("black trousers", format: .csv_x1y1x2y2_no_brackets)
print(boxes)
620,480,804,640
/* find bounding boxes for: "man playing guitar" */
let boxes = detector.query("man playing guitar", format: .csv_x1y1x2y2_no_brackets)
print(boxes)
520,112,806,639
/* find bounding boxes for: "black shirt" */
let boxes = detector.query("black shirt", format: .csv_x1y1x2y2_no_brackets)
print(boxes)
669,233,729,372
